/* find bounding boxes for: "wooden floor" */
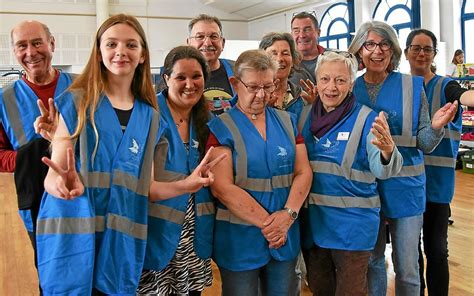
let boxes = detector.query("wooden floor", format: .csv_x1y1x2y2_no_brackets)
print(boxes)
1,171,473,295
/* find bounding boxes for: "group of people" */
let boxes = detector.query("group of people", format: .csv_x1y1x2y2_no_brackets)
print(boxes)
1,10,474,296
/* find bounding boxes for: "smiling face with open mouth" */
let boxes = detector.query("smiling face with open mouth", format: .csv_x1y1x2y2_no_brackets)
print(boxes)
12,21,55,84
359,31,393,76
187,20,224,69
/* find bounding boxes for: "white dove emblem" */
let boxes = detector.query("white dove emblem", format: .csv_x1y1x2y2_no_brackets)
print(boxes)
129,139,139,154
322,138,332,148
277,146,287,157
191,139,199,149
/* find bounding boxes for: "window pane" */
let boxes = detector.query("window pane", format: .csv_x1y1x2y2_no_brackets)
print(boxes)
465,19,474,62
465,0,474,13
330,21,348,35
329,39,338,49
386,9,411,24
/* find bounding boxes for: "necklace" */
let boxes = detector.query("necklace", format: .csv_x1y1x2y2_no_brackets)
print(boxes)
174,117,188,128
237,104,264,120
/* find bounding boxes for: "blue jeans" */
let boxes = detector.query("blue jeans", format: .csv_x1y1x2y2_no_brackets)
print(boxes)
368,214,423,296
219,258,298,296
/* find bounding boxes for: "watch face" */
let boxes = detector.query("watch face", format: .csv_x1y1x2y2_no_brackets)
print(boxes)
291,211,298,219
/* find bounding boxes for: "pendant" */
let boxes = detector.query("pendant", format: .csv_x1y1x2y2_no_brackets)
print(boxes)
251,114,257,120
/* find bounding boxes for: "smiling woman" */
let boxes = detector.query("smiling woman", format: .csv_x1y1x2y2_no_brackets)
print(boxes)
348,21,459,296
297,50,402,296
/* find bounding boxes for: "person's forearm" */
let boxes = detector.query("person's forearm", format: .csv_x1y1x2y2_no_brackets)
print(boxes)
212,184,269,228
149,179,191,201
284,171,311,212
417,93,444,153
460,90,474,107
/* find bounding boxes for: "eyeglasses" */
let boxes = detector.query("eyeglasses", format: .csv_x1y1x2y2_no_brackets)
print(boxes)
322,50,355,59
189,33,222,42
237,78,276,94
363,41,392,51
408,45,437,55
292,10,317,18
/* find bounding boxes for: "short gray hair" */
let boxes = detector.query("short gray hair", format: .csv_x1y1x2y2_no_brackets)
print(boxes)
347,21,401,72
234,49,278,79
315,51,358,83
188,14,223,36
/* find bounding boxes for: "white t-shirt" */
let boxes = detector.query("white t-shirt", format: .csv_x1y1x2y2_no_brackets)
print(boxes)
446,63,458,77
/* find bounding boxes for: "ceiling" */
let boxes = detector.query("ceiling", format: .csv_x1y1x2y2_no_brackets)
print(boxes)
198,0,324,20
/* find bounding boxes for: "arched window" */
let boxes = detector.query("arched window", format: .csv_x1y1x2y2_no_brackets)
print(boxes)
319,2,351,50
462,0,474,61
372,0,420,43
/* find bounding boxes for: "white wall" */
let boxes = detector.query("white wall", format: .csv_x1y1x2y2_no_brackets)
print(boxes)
0,0,248,72
0,0,467,74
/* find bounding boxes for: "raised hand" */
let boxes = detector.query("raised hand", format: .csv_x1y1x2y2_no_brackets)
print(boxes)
431,101,459,130
34,98,57,142
371,111,395,161
42,147,84,199
183,146,227,193
299,79,317,104
261,210,293,249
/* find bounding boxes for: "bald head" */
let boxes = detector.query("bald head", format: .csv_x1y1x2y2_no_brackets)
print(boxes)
11,20,56,85
11,20,52,45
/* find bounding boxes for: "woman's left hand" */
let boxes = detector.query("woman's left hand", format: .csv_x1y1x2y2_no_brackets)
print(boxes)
261,210,293,249
183,146,226,193
371,111,395,161
431,101,459,129
300,79,317,104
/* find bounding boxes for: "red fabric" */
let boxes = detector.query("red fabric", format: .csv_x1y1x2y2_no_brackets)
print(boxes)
296,133,304,144
206,132,221,151
0,70,59,172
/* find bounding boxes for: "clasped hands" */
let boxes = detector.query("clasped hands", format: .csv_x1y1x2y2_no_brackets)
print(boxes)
261,209,294,249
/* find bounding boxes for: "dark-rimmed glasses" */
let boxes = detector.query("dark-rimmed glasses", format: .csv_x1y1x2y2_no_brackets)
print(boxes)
408,45,437,55
237,78,276,94
363,41,392,51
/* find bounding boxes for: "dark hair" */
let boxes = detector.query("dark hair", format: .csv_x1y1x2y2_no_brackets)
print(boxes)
291,11,319,29
259,32,301,75
452,49,464,64
405,29,437,51
163,46,210,158
188,14,223,36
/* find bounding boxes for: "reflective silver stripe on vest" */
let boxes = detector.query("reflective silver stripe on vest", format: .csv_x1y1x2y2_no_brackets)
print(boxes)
391,135,417,147
215,208,252,226
310,161,376,183
309,106,376,184
196,202,215,216
82,171,110,188
275,108,296,146
444,128,461,141
148,202,186,225
430,77,447,116
95,215,105,232
423,155,457,168
396,163,425,177
219,112,294,192
298,104,312,132
37,217,96,234
2,84,28,147
154,137,188,182
107,213,147,240
400,74,415,147
308,193,380,208
37,216,105,235
340,105,371,178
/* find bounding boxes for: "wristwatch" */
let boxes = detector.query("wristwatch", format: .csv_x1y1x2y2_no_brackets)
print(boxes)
284,207,298,220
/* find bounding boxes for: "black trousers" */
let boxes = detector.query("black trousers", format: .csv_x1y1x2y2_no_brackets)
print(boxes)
419,202,450,296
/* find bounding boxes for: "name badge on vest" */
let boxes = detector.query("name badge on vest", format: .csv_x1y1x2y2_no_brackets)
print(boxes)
337,132,350,141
